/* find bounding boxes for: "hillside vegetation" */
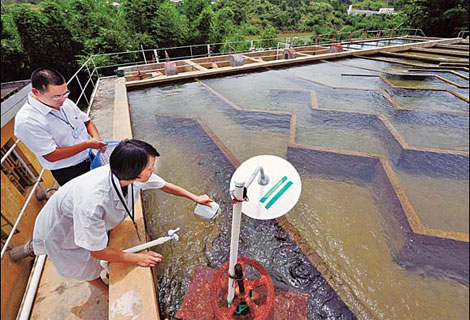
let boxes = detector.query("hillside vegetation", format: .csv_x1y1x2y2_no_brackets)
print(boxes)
1,0,468,82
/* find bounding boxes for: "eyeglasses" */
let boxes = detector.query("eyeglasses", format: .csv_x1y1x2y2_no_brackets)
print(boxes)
49,90,71,101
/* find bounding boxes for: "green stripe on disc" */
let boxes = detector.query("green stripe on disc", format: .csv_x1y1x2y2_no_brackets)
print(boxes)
260,176,287,203
265,181,293,210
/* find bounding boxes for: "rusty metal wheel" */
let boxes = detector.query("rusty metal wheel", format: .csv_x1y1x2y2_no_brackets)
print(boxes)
211,257,275,320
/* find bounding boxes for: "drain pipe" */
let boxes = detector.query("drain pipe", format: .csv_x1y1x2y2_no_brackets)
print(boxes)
227,167,269,304
18,254,47,320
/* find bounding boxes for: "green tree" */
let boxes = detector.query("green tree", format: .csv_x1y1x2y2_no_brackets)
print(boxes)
39,1,82,74
260,25,278,48
180,0,211,25
1,13,28,81
122,0,160,34
11,4,47,68
151,1,189,49
191,7,213,44
400,0,469,37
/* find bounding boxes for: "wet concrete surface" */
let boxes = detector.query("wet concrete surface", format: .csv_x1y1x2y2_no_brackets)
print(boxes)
89,77,116,141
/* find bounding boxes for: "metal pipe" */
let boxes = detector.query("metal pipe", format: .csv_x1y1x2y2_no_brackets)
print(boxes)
18,255,46,320
245,166,269,188
141,45,147,64
74,74,90,106
234,264,245,294
227,180,244,305
87,77,101,117
85,63,95,88
154,49,159,63
1,169,45,259
73,74,95,107
66,58,92,85
1,139,21,165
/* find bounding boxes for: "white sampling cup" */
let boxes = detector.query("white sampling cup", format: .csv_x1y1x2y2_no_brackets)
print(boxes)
194,201,220,219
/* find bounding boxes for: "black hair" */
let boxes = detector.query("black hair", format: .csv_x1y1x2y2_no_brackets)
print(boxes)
31,68,66,92
110,139,160,180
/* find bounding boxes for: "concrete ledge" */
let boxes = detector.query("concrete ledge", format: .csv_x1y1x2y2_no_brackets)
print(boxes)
109,78,160,320
329,59,470,89
356,55,469,72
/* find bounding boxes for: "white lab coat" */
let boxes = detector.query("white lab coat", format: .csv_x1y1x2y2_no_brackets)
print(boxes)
32,164,166,281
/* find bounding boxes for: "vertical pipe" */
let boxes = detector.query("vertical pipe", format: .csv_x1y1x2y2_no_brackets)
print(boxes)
141,45,147,64
227,181,244,305
154,50,160,63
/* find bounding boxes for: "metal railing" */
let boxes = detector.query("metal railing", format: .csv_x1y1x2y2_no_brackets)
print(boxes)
82,28,425,78
457,31,469,39
0,168,45,259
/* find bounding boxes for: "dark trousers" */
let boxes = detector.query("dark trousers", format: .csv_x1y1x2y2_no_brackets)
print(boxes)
50,158,91,186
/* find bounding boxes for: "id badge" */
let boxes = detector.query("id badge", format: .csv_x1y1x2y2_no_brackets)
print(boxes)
72,127,82,139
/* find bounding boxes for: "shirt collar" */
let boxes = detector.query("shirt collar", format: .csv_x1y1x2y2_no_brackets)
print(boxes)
27,92,58,116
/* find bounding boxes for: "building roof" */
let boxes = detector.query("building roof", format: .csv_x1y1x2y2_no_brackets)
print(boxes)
1,80,31,128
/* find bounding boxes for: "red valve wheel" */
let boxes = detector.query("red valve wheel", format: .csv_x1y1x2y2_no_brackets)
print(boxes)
211,257,275,320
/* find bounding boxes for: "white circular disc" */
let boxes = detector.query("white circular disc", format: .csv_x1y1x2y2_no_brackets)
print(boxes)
230,155,301,220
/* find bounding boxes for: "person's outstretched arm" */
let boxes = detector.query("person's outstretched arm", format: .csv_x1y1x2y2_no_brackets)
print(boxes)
161,182,213,206
90,247,163,267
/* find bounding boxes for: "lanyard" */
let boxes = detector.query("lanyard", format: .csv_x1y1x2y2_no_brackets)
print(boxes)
111,172,141,241
49,109,75,130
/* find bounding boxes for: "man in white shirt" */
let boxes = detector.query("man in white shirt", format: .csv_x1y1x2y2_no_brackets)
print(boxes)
14,68,106,185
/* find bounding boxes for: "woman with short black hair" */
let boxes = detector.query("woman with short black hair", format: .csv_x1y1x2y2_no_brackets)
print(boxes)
32,139,212,299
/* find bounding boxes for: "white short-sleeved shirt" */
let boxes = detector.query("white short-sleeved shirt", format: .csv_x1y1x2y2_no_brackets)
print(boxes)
14,93,91,170
32,164,167,281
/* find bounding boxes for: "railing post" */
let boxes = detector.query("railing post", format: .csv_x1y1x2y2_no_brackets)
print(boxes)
85,63,95,88
141,45,147,64
154,49,159,63
1,169,46,259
